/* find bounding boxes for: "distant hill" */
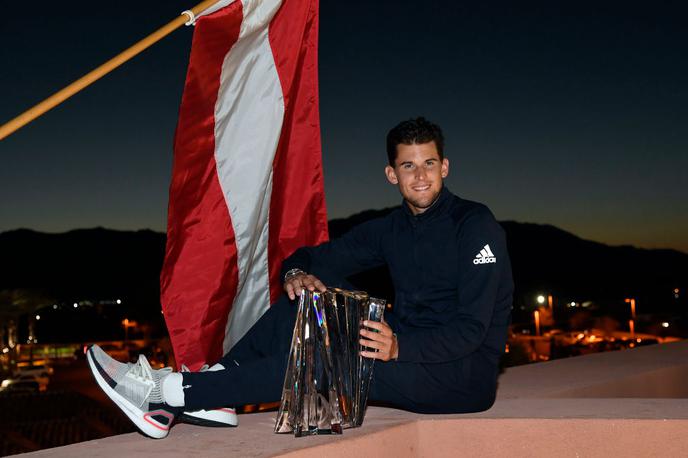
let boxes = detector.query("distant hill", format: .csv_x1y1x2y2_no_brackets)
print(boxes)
1,213,686,318
0,228,166,318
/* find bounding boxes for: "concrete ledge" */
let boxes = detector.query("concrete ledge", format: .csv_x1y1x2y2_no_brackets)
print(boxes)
18,414,688,457
17,341,688,457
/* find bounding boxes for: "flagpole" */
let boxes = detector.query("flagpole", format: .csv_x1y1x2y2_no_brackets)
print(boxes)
0,0,221,141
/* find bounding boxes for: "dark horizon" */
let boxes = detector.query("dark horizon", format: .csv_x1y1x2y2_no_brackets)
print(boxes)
1,0,686,253
2,215,687,256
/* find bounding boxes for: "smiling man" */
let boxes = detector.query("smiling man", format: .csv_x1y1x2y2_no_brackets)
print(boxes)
86,117,513,438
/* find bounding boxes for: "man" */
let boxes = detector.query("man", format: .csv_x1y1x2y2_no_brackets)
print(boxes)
87,117,513,439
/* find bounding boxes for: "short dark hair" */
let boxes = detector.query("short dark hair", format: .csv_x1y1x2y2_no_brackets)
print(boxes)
386,117,445,166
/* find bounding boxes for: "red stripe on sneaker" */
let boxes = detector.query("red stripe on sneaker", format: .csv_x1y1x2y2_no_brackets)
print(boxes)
143,410,175,431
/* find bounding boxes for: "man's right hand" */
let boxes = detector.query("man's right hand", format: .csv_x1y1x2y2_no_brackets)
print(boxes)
283,272,327,300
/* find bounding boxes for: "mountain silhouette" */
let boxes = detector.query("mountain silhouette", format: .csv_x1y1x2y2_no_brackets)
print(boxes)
1,212,686,319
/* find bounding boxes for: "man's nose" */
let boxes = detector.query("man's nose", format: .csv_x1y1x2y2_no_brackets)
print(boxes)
415,167,427,180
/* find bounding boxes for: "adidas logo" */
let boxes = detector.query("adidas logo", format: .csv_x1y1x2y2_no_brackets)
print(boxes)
473,244,496,264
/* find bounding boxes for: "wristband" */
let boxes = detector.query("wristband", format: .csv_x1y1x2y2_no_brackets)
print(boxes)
284,268,306,282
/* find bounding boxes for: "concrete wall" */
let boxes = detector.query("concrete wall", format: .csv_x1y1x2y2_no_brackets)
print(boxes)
18,341,688,457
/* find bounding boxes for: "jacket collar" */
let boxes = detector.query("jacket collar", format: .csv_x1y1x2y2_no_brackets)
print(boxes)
401,186,453,223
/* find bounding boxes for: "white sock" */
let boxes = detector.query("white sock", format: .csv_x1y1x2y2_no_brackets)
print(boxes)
209,363,225,371
162,372,185,407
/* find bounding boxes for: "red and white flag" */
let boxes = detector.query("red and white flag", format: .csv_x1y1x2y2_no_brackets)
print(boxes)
161,0,328,370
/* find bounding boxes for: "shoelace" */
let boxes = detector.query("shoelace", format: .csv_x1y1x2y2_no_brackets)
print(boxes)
129,355,173,383
129,355,154,384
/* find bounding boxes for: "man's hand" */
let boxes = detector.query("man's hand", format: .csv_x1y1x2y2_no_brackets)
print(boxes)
359,319,398,361
283,272,327,300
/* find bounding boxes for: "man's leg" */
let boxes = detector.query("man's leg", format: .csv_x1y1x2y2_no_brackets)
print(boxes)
181,293,297,411
368,352,498,414
181,265,363,410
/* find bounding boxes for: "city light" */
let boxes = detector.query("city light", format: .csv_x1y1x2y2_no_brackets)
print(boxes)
116,299,122,304
73,303,78,308
35,315,41,320
536,295,545,304
662,322,669,328
1,348,8,354
625,298,637,319
53,304,58,309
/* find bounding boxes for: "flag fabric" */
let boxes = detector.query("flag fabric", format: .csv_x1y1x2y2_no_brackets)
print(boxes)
161,0,328,370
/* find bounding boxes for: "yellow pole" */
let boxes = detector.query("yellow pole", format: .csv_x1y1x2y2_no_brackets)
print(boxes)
0,0,221,141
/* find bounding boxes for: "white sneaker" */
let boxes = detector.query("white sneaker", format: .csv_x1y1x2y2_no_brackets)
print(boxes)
86,344,181,439
178,364,238,427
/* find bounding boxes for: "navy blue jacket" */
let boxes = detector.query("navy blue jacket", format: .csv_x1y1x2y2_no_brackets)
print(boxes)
281,187,513,366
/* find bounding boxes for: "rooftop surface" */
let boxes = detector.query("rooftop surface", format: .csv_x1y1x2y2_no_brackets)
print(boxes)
17,340,688,457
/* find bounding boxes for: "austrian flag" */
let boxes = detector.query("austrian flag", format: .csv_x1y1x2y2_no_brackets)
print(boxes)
161,0,328,370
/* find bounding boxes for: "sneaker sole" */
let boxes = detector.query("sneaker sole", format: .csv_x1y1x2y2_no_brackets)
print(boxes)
179,409,238,428
86,346,171,439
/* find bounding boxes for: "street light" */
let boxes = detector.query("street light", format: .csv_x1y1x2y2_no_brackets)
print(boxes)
122,318,130,346
122,318,137,348
624,298,637,339
536,295,545,305
624,298,636,319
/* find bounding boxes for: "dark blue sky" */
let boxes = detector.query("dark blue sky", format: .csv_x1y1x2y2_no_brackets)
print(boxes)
1,0,686,252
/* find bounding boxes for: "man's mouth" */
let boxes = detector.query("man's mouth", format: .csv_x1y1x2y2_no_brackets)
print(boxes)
412,185,431,192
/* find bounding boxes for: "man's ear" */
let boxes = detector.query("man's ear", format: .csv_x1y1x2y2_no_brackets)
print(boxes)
385,165,399,185
441,158,449,178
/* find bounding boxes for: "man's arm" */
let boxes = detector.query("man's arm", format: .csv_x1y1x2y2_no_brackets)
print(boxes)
281,218,388,298
395,209,513,363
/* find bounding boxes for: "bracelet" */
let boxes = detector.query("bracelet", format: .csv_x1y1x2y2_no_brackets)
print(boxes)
284,268,306,282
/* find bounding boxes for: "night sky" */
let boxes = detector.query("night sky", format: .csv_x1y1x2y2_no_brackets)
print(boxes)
1,0,686,253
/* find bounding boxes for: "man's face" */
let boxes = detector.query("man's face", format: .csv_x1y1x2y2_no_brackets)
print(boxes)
385,141,449,215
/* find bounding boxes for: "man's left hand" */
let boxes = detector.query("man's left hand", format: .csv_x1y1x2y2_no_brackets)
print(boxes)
359,319,398,361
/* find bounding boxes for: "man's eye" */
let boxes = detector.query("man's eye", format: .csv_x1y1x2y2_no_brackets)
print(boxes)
402,164,413,169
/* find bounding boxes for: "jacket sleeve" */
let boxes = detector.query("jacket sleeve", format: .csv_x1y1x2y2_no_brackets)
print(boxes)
395,208,511,363
280,218,387,281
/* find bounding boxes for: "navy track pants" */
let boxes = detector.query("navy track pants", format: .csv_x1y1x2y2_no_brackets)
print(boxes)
181,293,498,414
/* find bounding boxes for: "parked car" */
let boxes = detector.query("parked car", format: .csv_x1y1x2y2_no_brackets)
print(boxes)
14,363,53,378
0,374,45,393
